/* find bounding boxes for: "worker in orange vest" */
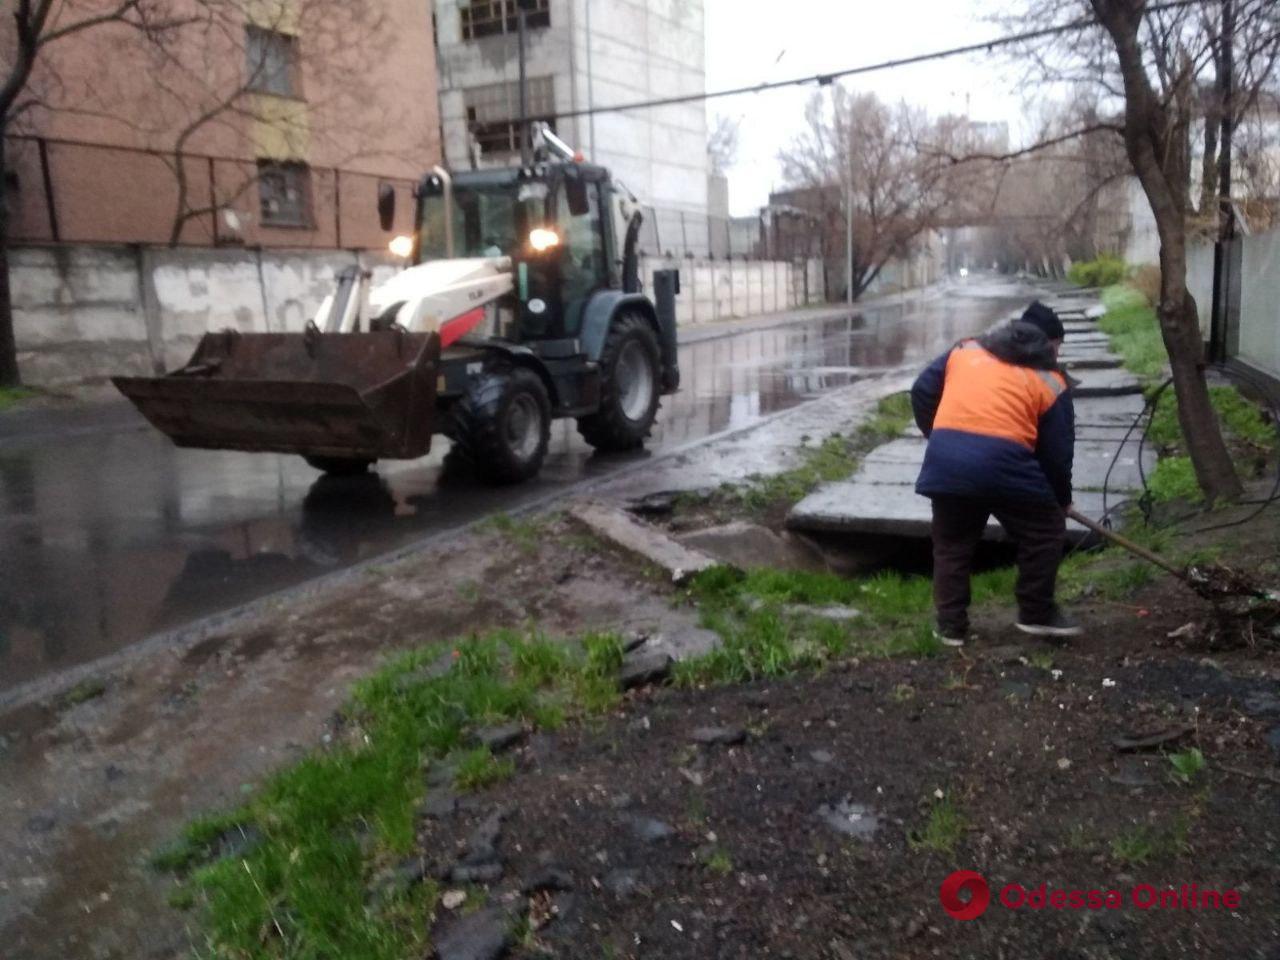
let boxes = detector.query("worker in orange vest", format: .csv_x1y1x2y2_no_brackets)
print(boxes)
910,302,1079,646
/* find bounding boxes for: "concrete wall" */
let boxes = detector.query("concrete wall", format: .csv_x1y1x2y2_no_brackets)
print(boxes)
12,245,399,387
13,243,822,387
641,255,825,326
433,0,708,215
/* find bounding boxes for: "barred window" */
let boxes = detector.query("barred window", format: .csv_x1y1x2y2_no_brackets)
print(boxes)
460,0,550,41
258,161,312,227
463,77,555,159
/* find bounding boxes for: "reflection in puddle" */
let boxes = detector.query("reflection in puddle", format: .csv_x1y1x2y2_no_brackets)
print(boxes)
0,288,1025,692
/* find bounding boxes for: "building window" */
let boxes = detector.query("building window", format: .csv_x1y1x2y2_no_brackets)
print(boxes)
463,77,555,159
257,161,312,227
460,0,550,41
246,26,300,98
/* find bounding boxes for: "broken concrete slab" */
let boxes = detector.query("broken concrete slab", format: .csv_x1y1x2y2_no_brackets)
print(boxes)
862,437,926,464
787,483,1116,545
1074,394,1147,424
676,521,828,573
570,500,719,583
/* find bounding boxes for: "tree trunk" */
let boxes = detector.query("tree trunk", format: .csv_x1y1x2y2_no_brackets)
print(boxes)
1093,0,1241,503
0,133,20,387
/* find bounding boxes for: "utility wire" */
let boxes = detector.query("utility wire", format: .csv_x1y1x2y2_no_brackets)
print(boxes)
539,0,1201,121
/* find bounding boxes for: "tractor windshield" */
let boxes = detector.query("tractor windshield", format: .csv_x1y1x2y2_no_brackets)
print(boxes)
417,182,545,261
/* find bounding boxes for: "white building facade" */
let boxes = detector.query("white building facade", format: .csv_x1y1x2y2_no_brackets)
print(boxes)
433,0,709,216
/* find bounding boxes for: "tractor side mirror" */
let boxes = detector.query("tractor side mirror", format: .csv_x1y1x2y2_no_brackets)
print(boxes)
565,176,590,218
377,183,396,232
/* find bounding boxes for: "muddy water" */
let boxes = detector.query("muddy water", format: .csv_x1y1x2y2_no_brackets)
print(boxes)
0,281,1027,694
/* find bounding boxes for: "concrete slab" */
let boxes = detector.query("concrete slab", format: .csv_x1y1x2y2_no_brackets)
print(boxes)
1062,322,1099,334
1072,367,1144,397
570,500,719,583
787,483,1115,544
852,437,1151,492
1073,439,1156,490
863,437,926,464
1063,357,1123,371
1085,305,1107,319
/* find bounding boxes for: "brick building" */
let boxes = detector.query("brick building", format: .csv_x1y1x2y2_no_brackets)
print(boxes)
5,0,441,251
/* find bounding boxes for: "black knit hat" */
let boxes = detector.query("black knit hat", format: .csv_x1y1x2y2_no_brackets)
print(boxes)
1020,301,1065,341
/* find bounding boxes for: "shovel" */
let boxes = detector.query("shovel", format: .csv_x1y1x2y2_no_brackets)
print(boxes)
1067,507,1276,605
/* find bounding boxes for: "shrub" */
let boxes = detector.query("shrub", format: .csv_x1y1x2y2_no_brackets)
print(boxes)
1067,255,1127,288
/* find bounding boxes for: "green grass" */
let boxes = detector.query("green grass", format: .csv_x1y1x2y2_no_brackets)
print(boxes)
1148,456,1203,503
671,563,1015,687
156,627,629,960
1168,747,1206,785
453,747,515,791
1110,817,1191,865
1098,285,1168,380
908,796,966,854
1098,285,1276,502
0,386,38,411
480,512,549,553
702,849,735,876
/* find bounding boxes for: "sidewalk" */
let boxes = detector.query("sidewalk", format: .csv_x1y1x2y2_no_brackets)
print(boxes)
787,289,1152,543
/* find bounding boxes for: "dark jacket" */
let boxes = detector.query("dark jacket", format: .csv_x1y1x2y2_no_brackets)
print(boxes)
911,322,1074,506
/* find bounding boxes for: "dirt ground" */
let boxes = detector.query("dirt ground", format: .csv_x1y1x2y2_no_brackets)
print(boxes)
4,494,1280,960
0,515,706,960
415,508,1280,960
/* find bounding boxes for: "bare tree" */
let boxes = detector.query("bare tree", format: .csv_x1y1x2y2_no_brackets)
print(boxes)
707,113,740,176
0,0,192,386
995,0,1260,502
778,88,959,300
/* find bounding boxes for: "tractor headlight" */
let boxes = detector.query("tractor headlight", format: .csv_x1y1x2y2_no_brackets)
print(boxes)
388,235,414,258
528,228,560,252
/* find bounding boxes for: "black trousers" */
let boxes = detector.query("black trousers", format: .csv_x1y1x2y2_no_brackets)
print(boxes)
930,496,1066,630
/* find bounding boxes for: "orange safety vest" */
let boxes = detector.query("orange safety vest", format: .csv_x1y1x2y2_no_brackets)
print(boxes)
933,341,1068,450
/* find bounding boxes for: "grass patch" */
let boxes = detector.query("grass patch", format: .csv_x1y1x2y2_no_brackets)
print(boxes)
718,392,914,514
0,385,38,411
1168,747,1206,785
702,848,735,876
1148,456,1202,503
1098,285,1168,380
908,796,966,855
156,627,630,960
1110,817,1191,865
480,512,549,553
673,563,1015,687
453,747,515,791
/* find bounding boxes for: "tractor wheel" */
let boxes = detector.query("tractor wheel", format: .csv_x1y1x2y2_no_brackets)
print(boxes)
304,455,375,476
577,311,662,451
446,364,551,484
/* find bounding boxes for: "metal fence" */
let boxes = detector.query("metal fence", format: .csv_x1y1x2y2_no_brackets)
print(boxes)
4,135,418,251
637,204,769,260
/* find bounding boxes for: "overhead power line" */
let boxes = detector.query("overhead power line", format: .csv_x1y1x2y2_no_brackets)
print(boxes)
548,1,1200,121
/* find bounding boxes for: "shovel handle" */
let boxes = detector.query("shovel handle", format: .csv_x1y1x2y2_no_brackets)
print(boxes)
1066,507,1185,579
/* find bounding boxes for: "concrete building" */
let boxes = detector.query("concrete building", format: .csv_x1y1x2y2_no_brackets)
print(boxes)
5,0,440,250
432,0,709,216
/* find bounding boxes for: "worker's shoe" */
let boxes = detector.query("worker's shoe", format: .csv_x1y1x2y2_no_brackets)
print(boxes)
1015,606,1083,638
933,621,971,648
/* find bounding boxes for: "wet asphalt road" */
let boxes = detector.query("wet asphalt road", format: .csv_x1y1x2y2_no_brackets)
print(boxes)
0,278,1031,694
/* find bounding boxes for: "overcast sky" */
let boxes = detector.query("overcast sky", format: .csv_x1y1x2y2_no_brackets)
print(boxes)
704,0,1038,215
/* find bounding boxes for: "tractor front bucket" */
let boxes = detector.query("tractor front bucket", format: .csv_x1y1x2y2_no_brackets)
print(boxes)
112,328,441,460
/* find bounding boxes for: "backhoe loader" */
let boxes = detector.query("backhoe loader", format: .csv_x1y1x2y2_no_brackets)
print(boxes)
113,124,679,484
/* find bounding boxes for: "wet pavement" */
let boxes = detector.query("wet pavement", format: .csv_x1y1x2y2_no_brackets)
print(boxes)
0,278,1032,695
